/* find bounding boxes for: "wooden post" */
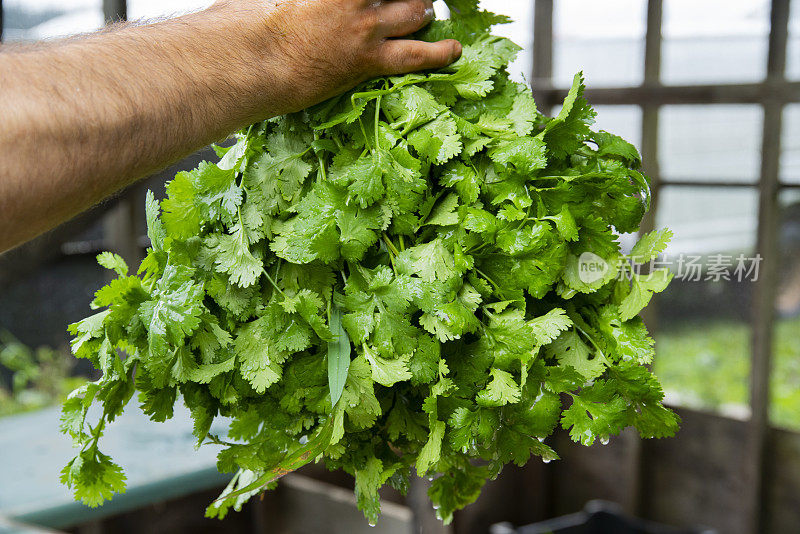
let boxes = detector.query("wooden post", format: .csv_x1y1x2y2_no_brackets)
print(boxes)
530,1,557,520
748,0,790,532
103,0,127,23
633,0,664,519
99,0,141,269
103,192,143,269
531,0,554,111
639,0,664,237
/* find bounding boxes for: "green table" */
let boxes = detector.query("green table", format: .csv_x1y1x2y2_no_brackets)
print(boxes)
0,404,230,530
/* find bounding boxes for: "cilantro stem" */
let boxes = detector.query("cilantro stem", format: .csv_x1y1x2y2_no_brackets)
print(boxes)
475,268,505,298
382,233,400,257
573,324,611,364
374,94,383,152
350,85,403,102
357,109,370,149
262,267,285,298
470,241,491,254
205,434,236,447
234,124,255,185
382,234,399,274
398,235,406,252
314,132,328,181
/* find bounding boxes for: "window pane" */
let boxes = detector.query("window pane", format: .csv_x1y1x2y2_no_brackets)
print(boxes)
481,0,533,83
127,0,212,21
653,186,759,420
788,0,800,81
548,105,642,152
3,0,103,42
662,0,770,85
781,104,800,184
593,105,643,152
657,187,759,255
553,0,646,88
659,105,764,183
771,189,800,431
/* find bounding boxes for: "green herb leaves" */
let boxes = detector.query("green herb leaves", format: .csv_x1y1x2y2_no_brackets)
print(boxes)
327,300,351,406
60,1,677,525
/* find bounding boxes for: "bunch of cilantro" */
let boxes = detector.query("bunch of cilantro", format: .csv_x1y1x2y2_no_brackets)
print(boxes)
59,0,678,524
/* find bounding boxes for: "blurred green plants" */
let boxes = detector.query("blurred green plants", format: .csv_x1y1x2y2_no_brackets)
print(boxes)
655,316,800,431
0,332,85,417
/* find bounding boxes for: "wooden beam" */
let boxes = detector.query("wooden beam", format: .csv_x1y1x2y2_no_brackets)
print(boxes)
748,0,791,532
658,180,800,189
532,80,800,106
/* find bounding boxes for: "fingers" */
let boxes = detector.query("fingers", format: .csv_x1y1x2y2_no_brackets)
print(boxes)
376,38,462,76
376,0,436,38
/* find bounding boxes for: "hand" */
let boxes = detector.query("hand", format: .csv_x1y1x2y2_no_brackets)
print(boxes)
209,0,462,117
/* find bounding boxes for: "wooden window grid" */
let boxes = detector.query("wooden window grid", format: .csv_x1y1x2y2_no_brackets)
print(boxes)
534,1,796,532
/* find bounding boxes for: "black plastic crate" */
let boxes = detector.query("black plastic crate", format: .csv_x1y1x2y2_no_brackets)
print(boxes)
490,501,717,534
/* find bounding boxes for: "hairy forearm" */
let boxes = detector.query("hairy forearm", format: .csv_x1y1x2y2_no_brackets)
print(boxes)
0,0,459,253
0,8,270,250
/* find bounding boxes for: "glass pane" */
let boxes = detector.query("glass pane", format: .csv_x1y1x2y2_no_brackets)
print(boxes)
662,0,770,85
593,105,643,152
781,104,800,184
127,0,212,21
481,0,534,83
788,0,800,81
772,189,800,431
553,0,646,88
3,0,103,42
653,186,759,420
657,187,759,255
659,105,764,183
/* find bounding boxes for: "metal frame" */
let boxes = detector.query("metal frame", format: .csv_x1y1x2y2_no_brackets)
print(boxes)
533,1,795,532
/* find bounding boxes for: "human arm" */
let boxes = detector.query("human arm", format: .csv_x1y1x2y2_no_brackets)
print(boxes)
0,0,461,252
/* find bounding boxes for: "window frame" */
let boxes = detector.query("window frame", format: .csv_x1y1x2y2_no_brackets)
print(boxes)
532,1,795,531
